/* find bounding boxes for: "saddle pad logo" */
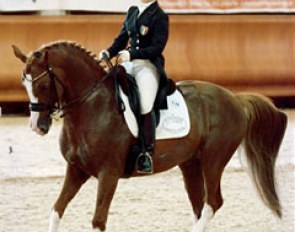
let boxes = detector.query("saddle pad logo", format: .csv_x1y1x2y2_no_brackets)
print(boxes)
162,115,187,134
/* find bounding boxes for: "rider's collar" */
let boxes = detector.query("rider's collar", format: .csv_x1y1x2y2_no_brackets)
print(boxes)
137,0,156,16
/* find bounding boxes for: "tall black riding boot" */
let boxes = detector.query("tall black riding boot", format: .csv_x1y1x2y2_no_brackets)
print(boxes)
136,111,156,174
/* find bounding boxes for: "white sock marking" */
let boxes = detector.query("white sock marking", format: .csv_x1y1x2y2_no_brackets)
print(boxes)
191,203,214,232
48,210,60,232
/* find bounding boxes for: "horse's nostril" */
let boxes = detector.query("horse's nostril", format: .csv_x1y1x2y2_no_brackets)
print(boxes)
39,124,49,134
33,119,51,135
37,115,52,135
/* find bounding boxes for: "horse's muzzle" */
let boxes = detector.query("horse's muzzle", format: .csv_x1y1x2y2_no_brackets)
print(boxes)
28,102,53,135
37,116,52,135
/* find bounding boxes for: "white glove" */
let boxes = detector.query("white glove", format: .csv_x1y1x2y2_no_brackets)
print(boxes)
98,49,110,60
118,50,130,63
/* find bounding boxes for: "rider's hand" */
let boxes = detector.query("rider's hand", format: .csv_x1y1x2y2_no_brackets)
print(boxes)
98,49,110,60
118,50,130,63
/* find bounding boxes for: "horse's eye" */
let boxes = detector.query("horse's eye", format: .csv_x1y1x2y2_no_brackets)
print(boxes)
33,51,42,59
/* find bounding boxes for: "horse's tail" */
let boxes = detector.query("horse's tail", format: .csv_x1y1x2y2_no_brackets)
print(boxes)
236,93,287,218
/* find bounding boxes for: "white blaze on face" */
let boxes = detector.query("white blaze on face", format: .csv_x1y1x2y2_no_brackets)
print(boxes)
23,74,41,133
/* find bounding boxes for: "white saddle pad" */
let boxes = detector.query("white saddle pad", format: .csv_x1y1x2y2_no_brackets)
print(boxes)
120,88,191,140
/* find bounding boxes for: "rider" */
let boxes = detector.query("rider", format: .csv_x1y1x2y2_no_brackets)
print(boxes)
99,0,169,174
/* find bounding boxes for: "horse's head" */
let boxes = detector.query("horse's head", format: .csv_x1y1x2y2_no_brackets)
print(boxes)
13,45,61,135
13,42,110,135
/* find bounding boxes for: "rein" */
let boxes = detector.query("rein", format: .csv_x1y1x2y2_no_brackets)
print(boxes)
27,64,110,118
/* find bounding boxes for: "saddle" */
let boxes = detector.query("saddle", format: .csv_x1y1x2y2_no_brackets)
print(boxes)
111,65,176,127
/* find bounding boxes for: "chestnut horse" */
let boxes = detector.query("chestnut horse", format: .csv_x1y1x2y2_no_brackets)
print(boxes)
13,41,287,232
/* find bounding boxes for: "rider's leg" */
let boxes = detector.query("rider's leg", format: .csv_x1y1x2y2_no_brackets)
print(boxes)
133,60,159,173
137,110,156,173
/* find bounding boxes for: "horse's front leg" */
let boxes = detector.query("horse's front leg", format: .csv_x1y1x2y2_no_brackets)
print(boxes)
48,164,90,232
92,171,119,231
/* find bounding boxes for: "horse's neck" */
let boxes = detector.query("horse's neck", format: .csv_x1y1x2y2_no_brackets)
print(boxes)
48,46,122,128
61,67,99,98
46,46,99,98
61,68,118,128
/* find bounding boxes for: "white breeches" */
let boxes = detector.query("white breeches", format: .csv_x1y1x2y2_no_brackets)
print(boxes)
122,59,160,114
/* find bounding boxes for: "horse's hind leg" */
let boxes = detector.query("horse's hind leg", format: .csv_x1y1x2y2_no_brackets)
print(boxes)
48,164,89,232
192,148,237,232
179,156,205,226
191,166,223,232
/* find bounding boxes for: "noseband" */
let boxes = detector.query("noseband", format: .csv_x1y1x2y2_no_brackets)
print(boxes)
24,64,109,118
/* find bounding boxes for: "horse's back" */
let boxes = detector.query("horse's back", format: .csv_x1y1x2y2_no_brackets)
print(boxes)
177,80,235,100
177,80,244,115
177,80,248,143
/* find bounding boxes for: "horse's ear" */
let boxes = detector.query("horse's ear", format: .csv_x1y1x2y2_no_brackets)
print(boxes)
12,45,27,63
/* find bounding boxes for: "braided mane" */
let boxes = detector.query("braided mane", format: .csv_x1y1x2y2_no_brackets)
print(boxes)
36,40,104,72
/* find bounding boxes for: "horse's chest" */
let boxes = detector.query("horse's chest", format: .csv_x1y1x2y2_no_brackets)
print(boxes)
62,139,90,165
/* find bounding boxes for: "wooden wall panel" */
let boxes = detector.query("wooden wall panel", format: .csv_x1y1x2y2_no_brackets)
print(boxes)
0,14,294,102
166,15,295,87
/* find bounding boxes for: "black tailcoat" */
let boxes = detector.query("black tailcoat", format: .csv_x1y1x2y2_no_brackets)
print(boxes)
107,1,170,109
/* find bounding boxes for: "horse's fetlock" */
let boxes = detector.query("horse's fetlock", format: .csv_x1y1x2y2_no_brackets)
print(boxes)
92,219,106,231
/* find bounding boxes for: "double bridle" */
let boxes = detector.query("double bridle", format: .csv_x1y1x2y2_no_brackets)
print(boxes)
23,64,110,118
